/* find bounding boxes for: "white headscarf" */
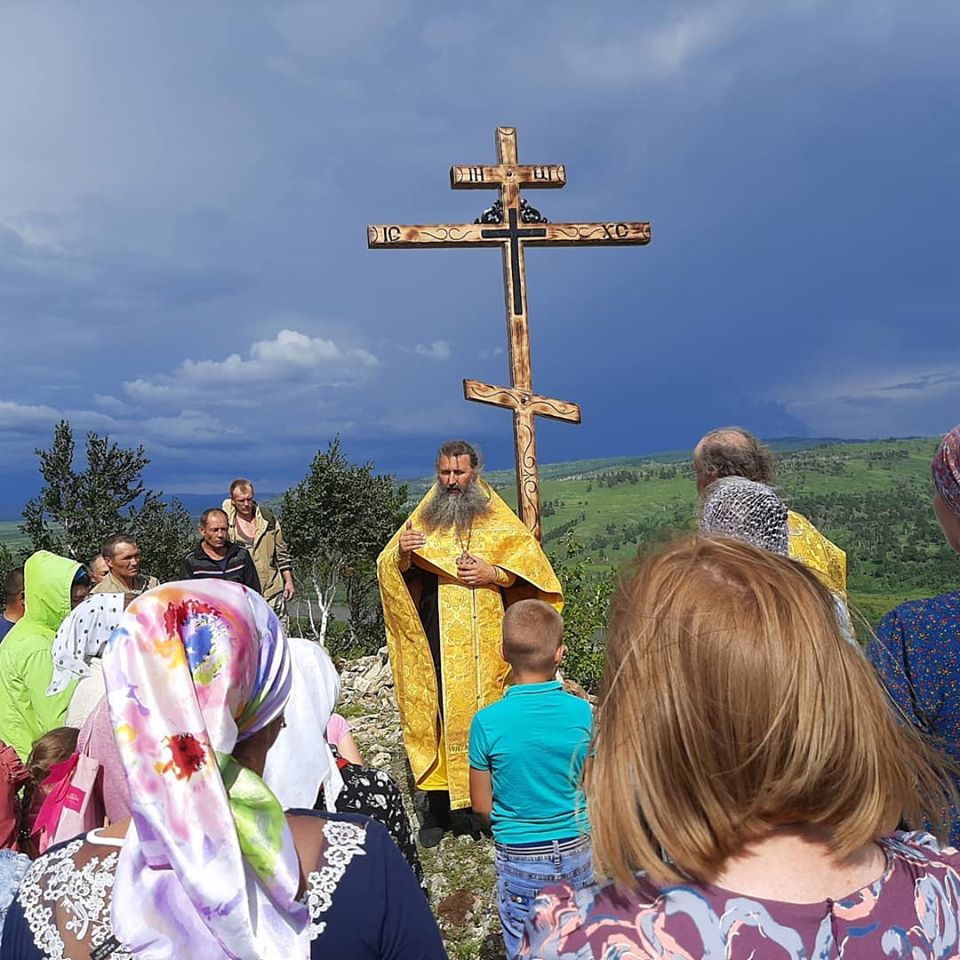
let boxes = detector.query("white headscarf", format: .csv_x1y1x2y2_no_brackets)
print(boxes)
263,637,345,811
47,593,125,696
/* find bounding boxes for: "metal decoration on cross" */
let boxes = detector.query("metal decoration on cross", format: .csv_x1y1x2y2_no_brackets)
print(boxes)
368,126,651,540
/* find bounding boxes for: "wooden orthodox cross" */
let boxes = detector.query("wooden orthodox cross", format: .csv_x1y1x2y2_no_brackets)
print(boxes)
368,126,650,540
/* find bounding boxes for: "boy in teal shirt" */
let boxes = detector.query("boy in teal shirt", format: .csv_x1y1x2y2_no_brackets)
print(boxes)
469,600,593,959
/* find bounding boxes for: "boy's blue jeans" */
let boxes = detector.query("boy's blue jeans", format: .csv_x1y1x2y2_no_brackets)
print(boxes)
494,835,594,959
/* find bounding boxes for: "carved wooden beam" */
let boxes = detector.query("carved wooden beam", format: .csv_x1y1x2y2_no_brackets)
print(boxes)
367,126,650,538
462,380,580,541
366,220,650,249
463,379,581,423
450,163,566,189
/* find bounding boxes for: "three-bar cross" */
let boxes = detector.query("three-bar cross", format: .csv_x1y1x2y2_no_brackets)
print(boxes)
368,126,650,540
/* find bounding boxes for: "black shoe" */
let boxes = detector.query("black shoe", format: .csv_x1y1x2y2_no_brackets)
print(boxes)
418,791,451,847
451,807,488,840
418,824,446,847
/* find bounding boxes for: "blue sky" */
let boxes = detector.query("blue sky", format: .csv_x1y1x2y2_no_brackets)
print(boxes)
1,1,958,513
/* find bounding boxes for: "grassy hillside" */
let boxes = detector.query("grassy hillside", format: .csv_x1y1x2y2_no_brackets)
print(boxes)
470,437,957,626
3,437,955,625
0,521,30,553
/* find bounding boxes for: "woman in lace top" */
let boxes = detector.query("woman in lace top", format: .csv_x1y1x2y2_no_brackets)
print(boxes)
520,537,959,960
0,582,445,960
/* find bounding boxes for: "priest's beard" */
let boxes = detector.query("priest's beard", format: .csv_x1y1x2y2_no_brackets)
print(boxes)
421,480,491,535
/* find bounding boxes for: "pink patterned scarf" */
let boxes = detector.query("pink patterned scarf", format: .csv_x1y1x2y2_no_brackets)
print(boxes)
933,425,960,517
104,581,307,959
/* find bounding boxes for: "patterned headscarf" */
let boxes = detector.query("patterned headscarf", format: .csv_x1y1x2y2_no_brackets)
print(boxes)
700,477,789,555
932,426,960,517
46,593,126,696
104,581,307,960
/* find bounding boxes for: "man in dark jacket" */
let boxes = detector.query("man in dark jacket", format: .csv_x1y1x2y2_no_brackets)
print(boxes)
180,508,261,592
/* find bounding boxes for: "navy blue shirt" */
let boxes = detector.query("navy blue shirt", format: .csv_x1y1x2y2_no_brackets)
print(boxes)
0,812,445,959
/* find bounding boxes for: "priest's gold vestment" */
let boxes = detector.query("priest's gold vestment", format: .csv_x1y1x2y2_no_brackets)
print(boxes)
377,481,562,809
787,510,847,598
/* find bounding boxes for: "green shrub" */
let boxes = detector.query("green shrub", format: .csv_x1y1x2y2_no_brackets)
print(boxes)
548,532,616,693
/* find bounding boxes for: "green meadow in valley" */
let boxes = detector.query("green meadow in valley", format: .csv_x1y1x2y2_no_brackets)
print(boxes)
4,437,957,628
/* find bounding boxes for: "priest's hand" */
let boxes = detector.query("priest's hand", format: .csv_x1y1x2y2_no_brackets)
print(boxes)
457,554,497,587
399,520,426,558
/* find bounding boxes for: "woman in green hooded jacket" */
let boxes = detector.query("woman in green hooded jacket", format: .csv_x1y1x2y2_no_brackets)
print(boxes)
0,551,89,760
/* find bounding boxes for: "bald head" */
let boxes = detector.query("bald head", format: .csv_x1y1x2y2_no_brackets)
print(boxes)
693,427,775,495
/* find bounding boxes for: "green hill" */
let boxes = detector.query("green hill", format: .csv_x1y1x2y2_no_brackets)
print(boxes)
4,437,956,626
0,521,30,553
410,437,957,627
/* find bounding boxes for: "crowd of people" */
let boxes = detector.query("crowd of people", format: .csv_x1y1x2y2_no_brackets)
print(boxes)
0,430,956,958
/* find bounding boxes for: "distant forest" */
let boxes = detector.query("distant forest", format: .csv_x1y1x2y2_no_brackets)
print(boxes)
522,438,960,627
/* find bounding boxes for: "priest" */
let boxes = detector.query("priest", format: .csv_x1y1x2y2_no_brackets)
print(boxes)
378,440,562,846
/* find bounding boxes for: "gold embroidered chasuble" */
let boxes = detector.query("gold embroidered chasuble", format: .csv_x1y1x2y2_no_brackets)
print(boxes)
377,481,563,809
787,510,847,598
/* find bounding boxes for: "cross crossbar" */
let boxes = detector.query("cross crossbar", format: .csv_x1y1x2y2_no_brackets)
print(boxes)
367,126,650,538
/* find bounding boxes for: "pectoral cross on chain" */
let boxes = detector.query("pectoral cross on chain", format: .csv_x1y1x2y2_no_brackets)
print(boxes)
368,126,651,540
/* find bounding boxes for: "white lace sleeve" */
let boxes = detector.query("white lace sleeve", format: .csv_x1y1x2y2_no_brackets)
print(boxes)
16,839,130,960
15,821,370,956
303,819,368,941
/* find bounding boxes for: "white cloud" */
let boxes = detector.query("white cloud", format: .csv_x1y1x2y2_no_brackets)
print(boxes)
478,346,505,361
125,328,380,404
140,411,240,445
0,400,60,430
560,6,742,85
93,394,126,413
777,361,960,437
413,340,452,361
368,404,482,438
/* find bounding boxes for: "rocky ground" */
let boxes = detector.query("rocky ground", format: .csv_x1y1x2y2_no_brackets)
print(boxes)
339,650,506,960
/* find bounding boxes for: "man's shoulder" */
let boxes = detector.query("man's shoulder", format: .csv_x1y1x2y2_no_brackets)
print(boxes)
182,543,206,563
91,573,123,595
227,542,255,565
257,504,279,527
477,484,532,532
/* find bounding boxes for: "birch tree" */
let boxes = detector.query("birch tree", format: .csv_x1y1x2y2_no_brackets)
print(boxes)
281,437,407,652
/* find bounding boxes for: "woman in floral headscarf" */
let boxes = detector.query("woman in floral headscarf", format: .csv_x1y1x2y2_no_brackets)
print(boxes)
868,425,960,846
1,582,445,960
